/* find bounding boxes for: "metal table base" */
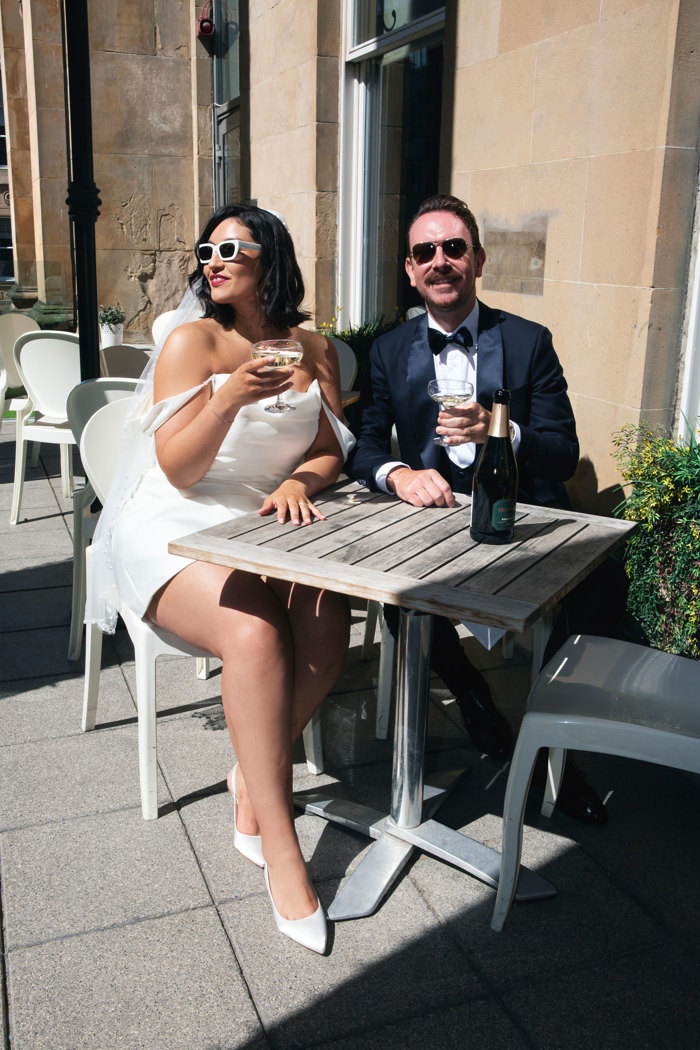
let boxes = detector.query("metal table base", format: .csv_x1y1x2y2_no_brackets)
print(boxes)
295,608,556,921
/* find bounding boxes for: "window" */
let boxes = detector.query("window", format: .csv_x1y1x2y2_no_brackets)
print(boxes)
213,0,242,206
340,3,445,324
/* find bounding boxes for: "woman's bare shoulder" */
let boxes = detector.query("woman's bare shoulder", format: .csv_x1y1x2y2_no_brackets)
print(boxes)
155,318,219,393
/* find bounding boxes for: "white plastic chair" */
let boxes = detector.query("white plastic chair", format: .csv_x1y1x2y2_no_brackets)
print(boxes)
0,312,40,436
66,378,139,660
10,331,82,524
491,634,700,932
151,309,180,345
80,398,324,819
100,343,150,379
329,336,358,390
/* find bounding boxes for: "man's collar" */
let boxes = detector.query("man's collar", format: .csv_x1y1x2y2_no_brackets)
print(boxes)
426,302,479,344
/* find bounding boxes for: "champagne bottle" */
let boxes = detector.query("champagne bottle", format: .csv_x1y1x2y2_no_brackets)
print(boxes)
469,388,518,544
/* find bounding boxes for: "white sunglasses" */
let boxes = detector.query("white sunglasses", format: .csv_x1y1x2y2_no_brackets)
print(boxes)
196,238,261,264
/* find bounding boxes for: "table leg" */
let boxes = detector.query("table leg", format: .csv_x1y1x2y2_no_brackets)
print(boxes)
295,609,556,921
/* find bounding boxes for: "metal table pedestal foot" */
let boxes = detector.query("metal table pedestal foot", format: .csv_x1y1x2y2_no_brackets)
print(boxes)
295,609,556,921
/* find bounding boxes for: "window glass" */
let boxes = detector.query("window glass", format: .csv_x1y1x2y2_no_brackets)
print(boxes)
363,33,443,319
0,216,13,279
354,0,443,46
214,0,240,105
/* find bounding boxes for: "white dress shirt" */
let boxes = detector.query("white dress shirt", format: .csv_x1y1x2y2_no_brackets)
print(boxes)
375,303,520,491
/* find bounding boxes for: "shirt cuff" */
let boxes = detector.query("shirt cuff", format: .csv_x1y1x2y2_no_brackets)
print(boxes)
510,420,521,453
374,461,409,493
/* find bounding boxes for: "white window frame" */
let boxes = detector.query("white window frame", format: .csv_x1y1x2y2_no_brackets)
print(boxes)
678,169,700,442
338,4,445,326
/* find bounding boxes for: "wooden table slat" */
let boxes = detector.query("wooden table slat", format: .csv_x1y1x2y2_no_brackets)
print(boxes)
169,531,542,631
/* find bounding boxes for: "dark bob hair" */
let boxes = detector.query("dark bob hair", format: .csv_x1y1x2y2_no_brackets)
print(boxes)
189,203,310,330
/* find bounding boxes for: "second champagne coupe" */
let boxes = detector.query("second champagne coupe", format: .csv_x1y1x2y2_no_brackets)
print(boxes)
251,338,303,414
427,378,474,445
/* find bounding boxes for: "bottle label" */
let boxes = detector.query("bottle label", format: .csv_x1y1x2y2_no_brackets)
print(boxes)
491,499,516,531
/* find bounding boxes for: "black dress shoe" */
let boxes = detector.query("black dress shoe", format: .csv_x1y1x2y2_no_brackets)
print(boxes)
456,690,513,761
532,757,608,825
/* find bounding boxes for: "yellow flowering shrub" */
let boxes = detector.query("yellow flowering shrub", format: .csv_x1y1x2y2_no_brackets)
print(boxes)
612,421,700,659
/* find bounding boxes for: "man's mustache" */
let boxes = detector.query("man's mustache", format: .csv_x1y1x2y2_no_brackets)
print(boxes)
426,269,458,285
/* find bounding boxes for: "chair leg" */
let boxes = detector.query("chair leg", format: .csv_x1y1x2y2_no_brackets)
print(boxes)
69,486,94,660
375,611,395,739
134,639,159,820
540,747,567,819
82,621,104,732
9,408,30,524
361,599,379,660
531,610,556,686
60,442,74,498
491,731,540,932
195,657,210,679
302,709,324,774
502,633,514,659
30,441,40,467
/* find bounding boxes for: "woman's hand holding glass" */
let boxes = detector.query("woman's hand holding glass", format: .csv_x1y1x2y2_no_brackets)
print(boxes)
252,339,303,414
213,354,295,420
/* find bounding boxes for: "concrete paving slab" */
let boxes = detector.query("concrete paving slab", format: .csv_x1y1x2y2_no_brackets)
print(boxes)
0,665,134,744
6,908,267,1050
316,997,530,1050
176,783,374,906
2,807,212,948
0,584,72,632
0,558,73,592
0,625,82,680
0,727,170,831
408,835,667,989
221,876,485,1049
555,754,700,936
504,941,700,1049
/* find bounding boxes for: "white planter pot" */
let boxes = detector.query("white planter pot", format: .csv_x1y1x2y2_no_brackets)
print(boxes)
100,323,123,347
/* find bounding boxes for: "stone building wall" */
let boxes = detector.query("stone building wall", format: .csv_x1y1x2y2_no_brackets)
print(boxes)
450,0,700,507
89,1,197,339
247,0,340,323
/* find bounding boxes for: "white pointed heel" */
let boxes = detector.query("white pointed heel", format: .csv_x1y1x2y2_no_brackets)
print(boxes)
229,764,265,868
264,864,327,954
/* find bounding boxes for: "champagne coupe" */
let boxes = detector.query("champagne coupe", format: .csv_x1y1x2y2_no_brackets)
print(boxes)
427,379,474,445
251,338,303,414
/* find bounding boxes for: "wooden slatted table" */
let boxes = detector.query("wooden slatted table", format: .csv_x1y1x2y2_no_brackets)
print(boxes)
170,479,635,920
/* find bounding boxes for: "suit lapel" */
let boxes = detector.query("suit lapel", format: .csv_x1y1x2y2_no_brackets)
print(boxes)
406,313,441,469
475,301,505,408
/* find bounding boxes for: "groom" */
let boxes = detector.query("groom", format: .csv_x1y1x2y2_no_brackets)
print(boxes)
347,193,611,824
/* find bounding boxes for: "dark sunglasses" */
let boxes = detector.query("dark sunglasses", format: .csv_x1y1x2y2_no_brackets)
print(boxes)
410,238,472,265
196,238,261,264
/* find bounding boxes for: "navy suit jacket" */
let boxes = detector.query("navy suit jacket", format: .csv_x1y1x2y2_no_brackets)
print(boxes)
346,301,579,508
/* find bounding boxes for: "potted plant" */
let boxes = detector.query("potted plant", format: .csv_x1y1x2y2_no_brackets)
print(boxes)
98,303,125,347
612,420,700,659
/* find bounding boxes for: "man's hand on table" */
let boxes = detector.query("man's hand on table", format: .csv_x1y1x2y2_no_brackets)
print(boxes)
386,466,456,507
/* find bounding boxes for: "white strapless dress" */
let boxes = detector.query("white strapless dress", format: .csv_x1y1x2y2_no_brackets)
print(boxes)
110,375,354,619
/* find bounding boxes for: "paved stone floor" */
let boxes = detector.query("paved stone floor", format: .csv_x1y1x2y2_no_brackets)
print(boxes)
1,428,700,1049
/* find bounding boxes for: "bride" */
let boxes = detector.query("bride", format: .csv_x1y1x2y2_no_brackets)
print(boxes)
92,204,354,953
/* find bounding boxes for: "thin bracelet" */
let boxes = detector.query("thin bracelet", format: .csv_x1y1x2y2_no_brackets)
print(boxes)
207,401,234,425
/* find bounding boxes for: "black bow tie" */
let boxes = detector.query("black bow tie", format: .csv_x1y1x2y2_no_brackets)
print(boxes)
428,326,473,355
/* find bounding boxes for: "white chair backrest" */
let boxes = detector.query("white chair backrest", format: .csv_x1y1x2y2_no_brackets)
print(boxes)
151,310,178,346
0,313,40,388
13,331,82,419
330,337,358,389
67,377,138,446
79,396,134,504
100,343,150,379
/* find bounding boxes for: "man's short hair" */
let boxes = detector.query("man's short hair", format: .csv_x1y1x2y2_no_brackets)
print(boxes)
406,195,481,255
